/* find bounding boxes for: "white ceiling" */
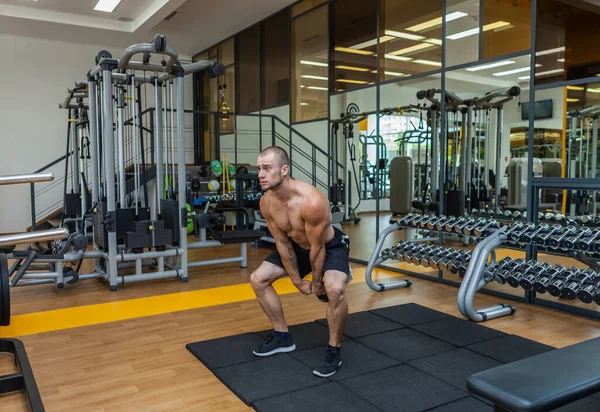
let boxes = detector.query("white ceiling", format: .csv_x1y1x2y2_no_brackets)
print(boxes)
0,0,296,56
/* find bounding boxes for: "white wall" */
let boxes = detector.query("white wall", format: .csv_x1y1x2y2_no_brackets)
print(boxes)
0,33,193,233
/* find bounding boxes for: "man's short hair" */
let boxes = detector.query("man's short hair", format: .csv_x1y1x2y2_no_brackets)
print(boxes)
259,146,289,167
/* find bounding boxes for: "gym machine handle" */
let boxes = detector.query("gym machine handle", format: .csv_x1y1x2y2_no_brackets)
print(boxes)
119,34,178,72
183,60,226,78
0,228,69,248
0,173,54,186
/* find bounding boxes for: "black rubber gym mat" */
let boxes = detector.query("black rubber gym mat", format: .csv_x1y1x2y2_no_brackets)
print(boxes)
425,396,491,411
552,396,600,411
290,340,400,381
408,348,502,392
369,302,453,326
315,311,404,338
252,382,382,412
412,317,506,347
466,334,556,364
338,364,466,412
213,355,320,405
257,322,347,351
185,332,267,369
356,328,456,362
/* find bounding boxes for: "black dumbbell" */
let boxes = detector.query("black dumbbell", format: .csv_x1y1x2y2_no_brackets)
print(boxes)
426,215,446,230
548,226,577,249
455,218,477,234
534,224,563,246
402,245,429,263
412,246,443,265
547,267,581,297
577,276,600,303
522,223,550,244
473,220,499,237
398,214,419,226
563,229,593,249
576,229,600,252
417,215,438,228
448,252,472,274
533,265,565,294
519,262,552,291
463,218,487,236
436,216,455,231
509,223,536,243
562,269,598,300
506,261,539,288
410,215,431,227
446,217,466,232
428,248,460,269
438,250,467,271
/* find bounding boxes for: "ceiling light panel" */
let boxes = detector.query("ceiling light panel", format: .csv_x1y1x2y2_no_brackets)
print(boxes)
406,11,468,32
465,60,515,72
94,0,122,12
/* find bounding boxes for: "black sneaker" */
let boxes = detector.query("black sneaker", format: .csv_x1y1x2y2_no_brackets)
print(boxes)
313,348,342,377
252,333,296,357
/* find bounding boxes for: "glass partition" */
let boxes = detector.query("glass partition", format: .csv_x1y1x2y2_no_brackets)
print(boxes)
380,0,443,82
236,25,260,113
292,5,329,122
482,0,531,59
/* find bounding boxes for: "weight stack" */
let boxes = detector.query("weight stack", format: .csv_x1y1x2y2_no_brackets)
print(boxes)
161,199,180,246
93,203,137,250
126,220,173,252
389,157,413,215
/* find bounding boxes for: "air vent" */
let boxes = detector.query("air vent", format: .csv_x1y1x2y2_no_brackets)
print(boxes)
165,11,179,21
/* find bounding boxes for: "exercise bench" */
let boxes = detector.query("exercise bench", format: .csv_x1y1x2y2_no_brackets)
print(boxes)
467,336,600,411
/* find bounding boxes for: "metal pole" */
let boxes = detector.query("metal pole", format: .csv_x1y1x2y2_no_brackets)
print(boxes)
176,72,188,281
496,106,504,213
592,116,598,213
117,87,126,207
88,80,100,203
569,116,577,216
154,78,164,218
430,109,438,201
466,104,474,211
102,68,119,290
459,110,467,204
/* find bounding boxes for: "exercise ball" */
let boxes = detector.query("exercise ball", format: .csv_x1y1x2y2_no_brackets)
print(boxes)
228,164,236,177
210,160,221,168
212,164,223,177
208,180,220,192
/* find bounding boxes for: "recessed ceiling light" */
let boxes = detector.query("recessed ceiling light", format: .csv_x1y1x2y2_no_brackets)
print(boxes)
587,88,600,94
413,59,442,67
406,11,468,32
518,68,564,80
447,21,511,40
424,38,443,45
301,102,309,106
336,65,371,72
536,47,565,56
557,58,565,63
566,86,584,91
300,60,328,67
350,36,394,50
384,30,425,41
301,75,328,81
466,60,515,72
493,66,531,76
566,98,579,102
384,54,413,62
387,43,436,56
337,79,368,84
94,0,122,12
335,47,374,56
307,86,328,91
384,71,405,77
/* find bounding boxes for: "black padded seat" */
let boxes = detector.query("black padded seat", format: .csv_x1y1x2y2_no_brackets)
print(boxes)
467,337,600,412
212,230,265,245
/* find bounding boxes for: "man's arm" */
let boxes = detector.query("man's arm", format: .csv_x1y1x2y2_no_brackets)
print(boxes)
303,198,331,287
260,198,308,293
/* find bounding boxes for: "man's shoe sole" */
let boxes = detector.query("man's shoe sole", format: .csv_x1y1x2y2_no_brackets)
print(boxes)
252,344,296,357
313,360,342,377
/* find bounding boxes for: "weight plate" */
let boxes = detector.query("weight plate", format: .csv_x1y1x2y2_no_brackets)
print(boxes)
0,254,10,327
346,103,360,119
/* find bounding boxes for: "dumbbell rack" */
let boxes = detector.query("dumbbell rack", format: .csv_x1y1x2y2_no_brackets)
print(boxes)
368,213,600,322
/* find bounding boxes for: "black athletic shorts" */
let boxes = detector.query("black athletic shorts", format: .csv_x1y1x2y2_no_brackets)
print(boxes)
264,226,353,282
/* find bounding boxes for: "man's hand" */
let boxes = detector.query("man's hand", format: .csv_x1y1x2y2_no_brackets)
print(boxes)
311,281,326,296
294,280,312,296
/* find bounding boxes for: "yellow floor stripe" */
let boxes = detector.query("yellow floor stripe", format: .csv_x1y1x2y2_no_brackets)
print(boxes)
0,267,404,338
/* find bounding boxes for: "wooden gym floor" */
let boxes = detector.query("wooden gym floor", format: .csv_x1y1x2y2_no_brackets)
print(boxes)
1,213,600,411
